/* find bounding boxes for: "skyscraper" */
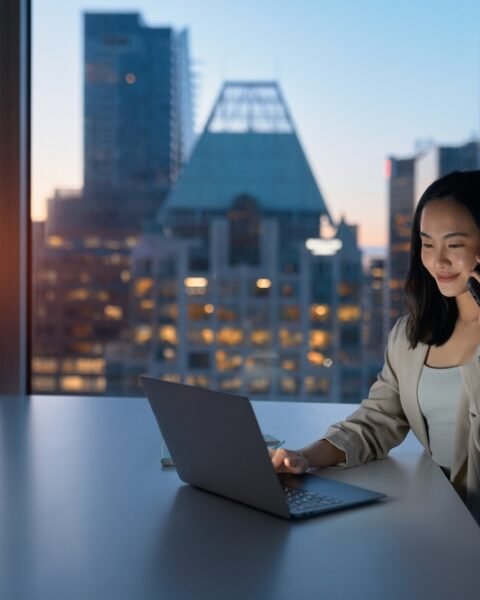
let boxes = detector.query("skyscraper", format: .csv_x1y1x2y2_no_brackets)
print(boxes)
386,157,415,331
84,13,194,194
31,13,195,395
108,82,365,402
415,140,480,203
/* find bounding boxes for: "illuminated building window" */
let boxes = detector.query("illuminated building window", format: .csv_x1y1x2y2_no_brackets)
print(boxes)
248,378,271,394
185,375,210,388
309,330,330,349
217,327,244,346
31,357,59,374
105,253,122,265
68,341,100,355
135,325,152,344
104,305,123,320
32,376,57,392
250,330,272,346
157,348,176,362
140,299,155,310
184,277,208,296
62,358,105,374
83,236,101,248
279,329,303,348
66,288,90,301
389,279,404,290
188,328,214,345
121,270,131,283
125,72,136,84
337,305,361,322
97,291,109,302
219,377,242,392
281,358,299,372
126,236,138,248
135,277,154,297
47,235,66,248
162,374,182,384
310,304,329,321
251,278,271,297
104,240,121,250
371,267,384,278
188,303,209,321
305,376,330,395
280,305,300,322
40,269,57,284
280,377,299,395
307,351,325,365
60,376,106,393
216,351,243,371
159,325,178,345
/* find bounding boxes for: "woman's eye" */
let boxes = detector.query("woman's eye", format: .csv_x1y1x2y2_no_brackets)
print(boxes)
421,244,433,248
448,244,464,248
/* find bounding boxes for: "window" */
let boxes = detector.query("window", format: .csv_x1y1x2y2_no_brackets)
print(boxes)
26,1,479,403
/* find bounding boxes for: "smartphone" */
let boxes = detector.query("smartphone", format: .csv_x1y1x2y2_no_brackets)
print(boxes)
467,263,480,306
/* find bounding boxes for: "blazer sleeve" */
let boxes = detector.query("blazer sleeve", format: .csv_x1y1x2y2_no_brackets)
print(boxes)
323,318,411,467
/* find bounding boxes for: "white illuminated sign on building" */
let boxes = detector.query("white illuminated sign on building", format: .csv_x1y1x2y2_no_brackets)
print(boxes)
305,238,343,256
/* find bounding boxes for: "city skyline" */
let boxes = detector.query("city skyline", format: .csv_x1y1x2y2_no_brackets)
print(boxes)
32,0,480,247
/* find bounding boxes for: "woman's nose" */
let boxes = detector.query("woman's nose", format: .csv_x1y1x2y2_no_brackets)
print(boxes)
434,250,450,267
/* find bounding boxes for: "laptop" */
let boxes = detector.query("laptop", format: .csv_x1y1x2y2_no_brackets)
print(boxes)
140,376,385,519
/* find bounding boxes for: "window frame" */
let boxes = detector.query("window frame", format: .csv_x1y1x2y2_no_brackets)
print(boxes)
0,0,31,394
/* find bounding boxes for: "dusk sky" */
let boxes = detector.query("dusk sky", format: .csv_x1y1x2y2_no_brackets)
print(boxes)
33,0,480,248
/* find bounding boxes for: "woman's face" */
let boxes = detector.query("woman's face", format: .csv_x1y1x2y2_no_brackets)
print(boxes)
420,197,480,298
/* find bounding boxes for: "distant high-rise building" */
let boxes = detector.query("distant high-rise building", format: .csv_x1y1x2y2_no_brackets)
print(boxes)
108,82,365,402
84,12,194,193
386,157,415,331
362,256,386,393
415,140,480,202
31,13,195,395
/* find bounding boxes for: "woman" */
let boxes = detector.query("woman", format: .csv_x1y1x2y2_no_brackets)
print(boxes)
271,170,480,523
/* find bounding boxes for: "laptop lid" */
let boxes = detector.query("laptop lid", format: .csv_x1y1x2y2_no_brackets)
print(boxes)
140,376,291,518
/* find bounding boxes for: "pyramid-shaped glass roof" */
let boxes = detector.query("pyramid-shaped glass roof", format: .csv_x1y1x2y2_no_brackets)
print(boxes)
163,82,331,218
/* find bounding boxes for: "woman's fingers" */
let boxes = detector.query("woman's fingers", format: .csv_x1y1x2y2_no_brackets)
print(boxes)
270,448,308,473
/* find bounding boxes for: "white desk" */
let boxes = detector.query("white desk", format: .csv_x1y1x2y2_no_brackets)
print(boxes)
1,395,479,600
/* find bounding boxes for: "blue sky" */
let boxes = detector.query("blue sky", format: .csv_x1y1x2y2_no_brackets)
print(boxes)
32,0,480,247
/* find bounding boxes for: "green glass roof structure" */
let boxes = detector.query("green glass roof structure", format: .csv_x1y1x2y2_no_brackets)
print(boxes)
164,82,331,219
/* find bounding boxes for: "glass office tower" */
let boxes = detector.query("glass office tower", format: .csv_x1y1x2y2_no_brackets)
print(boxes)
31,13,194,395
386,157,415,332
84,12,194,193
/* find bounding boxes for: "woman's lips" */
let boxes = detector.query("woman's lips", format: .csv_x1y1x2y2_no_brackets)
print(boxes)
437,273,460,283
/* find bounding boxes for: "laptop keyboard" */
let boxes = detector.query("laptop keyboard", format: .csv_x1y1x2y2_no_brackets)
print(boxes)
283,485,343,514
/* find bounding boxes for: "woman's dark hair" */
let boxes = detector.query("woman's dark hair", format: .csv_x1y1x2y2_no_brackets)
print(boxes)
405,170,480,348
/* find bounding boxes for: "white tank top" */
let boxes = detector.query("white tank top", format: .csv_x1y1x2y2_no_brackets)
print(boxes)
417,365,462,471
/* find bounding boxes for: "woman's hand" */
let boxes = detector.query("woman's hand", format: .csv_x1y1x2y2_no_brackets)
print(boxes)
270,448,309,474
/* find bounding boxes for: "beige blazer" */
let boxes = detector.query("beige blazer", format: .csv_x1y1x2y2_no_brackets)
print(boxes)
324,317,480,524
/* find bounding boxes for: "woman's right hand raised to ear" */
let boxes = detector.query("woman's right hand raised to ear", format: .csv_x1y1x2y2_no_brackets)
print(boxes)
270,448,310,474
